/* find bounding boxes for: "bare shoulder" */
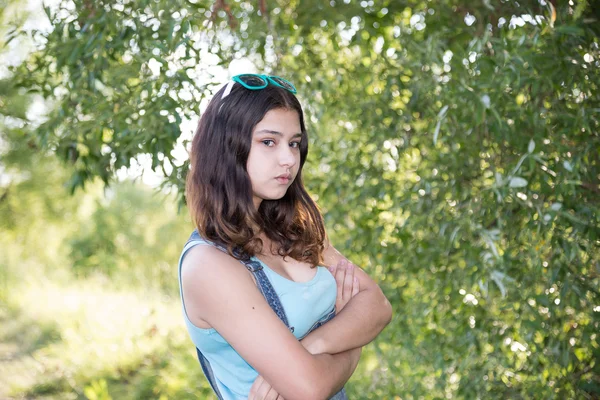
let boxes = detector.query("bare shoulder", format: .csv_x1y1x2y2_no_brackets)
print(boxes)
181,244,257,327
181,243,257,293
181,243,245,278
180,243,323,398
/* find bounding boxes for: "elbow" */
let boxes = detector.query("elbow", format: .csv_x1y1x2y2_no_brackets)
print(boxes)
279,370,331,400
384,298,393,326
292,361,342,400
307,381,338,400
379,292,393,329
301,385,328,400
284,382,329,400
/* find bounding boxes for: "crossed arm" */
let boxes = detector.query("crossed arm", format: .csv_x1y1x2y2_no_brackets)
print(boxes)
303,242,393,354
248,241,393,399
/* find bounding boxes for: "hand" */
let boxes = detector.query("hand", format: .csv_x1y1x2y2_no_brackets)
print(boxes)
248,375,285,400
328,259,360,313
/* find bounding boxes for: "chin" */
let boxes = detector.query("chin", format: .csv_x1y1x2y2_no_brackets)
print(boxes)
261,191,289,202
267,194,287,201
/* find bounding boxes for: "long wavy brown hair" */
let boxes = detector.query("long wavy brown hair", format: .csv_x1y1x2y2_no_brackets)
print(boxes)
186,81,326,267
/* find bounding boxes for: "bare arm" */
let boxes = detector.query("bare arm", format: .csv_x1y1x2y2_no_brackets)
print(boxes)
181,245,361,400
301,241,393,355
249,241,392,397
250,259,363,400
249,346,361,400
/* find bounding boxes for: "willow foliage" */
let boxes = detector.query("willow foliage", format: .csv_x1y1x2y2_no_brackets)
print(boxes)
6,0,599,397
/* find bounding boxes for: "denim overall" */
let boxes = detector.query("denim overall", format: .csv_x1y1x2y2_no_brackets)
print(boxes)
184,231,349,400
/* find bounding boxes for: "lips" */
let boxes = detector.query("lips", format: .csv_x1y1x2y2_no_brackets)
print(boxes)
275,173,292,184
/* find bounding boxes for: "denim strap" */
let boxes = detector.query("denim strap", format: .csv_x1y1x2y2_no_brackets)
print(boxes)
184,230,347,400
185,231,293,331
196,348,225,400
236,256,294,333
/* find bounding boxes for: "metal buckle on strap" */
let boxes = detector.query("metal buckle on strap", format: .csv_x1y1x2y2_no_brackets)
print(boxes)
244,259,264,272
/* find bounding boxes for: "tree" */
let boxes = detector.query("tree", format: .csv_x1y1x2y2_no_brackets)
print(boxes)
7,0,599,397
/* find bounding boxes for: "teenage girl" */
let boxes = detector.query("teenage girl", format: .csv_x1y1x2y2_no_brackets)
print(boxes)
178,74,392,400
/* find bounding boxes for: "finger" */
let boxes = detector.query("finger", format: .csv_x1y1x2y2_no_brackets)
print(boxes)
265,387,280,400
334,259,346,281
248,375,264,400
335,260,346,300
343,262,354,300
255,378,272,400
352,275,360,296
327,263,337,276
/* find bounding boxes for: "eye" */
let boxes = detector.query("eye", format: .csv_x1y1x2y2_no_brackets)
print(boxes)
290,141,301,148
261,139,275,147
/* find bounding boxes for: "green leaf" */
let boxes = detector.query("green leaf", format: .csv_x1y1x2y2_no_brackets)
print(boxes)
433,105,448,146
509,177,528,188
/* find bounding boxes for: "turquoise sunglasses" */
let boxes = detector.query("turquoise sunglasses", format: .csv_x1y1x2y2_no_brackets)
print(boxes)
221,74,297,100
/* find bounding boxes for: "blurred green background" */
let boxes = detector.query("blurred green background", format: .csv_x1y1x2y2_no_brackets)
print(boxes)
1,0,598,398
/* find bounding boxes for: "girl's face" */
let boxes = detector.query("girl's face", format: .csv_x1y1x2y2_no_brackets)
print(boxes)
247,108,302,209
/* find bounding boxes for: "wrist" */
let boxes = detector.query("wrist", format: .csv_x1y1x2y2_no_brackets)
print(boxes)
301,333,326,355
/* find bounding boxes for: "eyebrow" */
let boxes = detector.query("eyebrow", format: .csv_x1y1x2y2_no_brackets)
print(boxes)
254,129,302,139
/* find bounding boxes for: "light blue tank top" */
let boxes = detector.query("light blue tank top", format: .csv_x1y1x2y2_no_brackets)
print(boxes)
177,234,337,400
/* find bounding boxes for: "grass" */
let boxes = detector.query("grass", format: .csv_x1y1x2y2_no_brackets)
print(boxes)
0,270,392,399
0,231,390,400
0,275,215,399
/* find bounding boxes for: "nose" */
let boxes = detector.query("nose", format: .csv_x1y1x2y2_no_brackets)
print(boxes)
278,145,297,168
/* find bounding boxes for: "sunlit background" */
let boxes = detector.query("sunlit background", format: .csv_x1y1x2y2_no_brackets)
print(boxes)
1,0,598,399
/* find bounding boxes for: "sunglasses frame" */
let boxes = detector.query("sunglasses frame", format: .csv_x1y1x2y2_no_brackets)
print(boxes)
221,74,297,100
233,74,297,94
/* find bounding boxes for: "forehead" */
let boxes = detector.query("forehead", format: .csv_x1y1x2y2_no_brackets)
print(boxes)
253,108,301,136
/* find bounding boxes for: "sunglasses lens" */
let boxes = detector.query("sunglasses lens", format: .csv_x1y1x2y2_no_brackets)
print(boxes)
270,77,296,92
237,74,267,88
